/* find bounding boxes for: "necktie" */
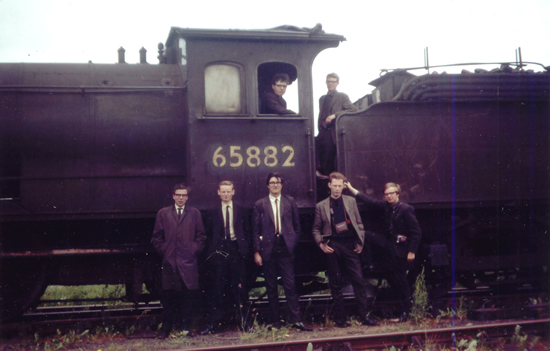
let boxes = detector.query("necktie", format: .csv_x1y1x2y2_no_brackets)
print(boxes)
275,199,280,234
177,207,182,216
225,205,230,240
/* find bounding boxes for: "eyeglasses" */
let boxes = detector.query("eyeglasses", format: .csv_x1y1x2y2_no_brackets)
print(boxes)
275,84,287,88
326,80,338,84
384,192,397,197
174,194,189,198
269,181,282,185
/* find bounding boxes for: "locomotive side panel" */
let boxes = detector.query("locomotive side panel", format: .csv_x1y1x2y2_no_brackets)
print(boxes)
338,99,549,289
1,64,188,219
338,101,549,205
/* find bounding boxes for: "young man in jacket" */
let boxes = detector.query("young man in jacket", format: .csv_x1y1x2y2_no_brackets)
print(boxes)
312,172,378,328
346,181,422,322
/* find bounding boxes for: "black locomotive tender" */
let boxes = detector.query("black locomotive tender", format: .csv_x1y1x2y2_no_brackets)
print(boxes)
1,25,549,321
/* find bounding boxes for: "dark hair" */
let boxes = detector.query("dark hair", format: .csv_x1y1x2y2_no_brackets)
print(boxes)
383,182,401,195
271,73,290,85
329,172,347,183
218,180,234,189
266,172,284,185
173,183,188,194
326,72,340,82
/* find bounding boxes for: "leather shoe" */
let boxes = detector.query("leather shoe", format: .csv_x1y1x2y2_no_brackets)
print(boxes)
399,312,408,322
316,170,329,179
292,322,313,331
157,330,170,339
269,321,283,330
182,329,196,337
335,320,351,328
199,324,216,335
361,317,379,326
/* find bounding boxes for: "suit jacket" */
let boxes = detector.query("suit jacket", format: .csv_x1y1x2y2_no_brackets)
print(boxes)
317,90,357,143
252,194,301,261
151,205,206,290
312,195,365,252
261,91,295,114
355,192,422,258
205,202,251,259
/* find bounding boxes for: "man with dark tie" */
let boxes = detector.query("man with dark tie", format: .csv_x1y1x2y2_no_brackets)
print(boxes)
201,181,251,334
316,73,357,178
151,183,206,338
312,172,378,328
346,181,422,322
252,172,312,331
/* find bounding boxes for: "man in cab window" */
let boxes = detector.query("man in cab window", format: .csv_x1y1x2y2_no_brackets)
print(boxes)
261,73,296,115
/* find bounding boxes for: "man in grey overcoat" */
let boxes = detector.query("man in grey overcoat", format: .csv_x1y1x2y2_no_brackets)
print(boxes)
151,183,206,338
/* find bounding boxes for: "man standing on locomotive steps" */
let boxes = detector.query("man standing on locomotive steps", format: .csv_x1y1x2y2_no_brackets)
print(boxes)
346,181,422,322
201,180,251,335
316,73,357,178
151,184,206,338
253,172,312,331
312,172,378,328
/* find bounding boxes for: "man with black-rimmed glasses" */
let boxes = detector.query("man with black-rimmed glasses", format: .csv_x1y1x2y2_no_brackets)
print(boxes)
346,181,422,322
261,73,296,114
151,183,206,338
252,172,312,331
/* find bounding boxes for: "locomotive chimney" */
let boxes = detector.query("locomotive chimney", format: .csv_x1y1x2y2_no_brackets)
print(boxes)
139,47,147,64
118,47,126,64
158,43,166,64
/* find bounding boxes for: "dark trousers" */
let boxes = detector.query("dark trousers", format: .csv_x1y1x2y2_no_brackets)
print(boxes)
209,240,249,326
160,288,197,333
386,252,412,314
263,236,301,323
317,129,336,175
325,239,369,323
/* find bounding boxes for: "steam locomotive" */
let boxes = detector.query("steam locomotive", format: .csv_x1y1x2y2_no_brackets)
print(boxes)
1,24,548,321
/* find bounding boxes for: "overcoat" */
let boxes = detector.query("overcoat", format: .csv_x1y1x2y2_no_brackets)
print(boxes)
355,192,422,258
252,195,301,261
312,195,365,252
151,205,206,290
205,202,251,259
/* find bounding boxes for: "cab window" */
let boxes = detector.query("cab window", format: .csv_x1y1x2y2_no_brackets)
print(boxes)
258,62,299,115
205,63,245,114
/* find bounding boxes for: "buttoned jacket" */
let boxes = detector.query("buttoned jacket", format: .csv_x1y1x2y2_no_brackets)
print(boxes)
312,195,365,252
355,192,422,258
252,194,301,261
205,202,251,259
151,204,206,290
317,91,357,143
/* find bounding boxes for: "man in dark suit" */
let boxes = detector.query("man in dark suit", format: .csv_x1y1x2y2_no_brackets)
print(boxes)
316,73,357,177
201,181,251,334
312,172,378,328
260,73,296,115
252,172,312,331
151,183,206,338
346,181,422,322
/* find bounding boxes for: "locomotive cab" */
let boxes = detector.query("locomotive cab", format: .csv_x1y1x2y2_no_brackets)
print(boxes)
164,25,345,209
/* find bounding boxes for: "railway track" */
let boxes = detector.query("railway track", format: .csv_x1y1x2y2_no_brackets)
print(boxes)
1,289,548,340
186,318,550,351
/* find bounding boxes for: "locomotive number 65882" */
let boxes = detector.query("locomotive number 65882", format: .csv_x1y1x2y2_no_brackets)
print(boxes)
212,145,296,168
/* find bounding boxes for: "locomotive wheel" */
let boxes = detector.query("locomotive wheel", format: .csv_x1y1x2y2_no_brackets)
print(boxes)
0,258,50,322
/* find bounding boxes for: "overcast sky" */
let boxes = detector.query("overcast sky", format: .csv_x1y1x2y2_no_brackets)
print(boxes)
1,0,549,106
